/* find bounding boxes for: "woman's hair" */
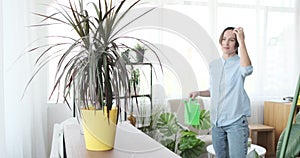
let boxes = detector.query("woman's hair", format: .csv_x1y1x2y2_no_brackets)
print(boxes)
219,27,239,54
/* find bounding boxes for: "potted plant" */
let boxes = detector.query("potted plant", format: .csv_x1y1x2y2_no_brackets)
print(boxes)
25,0,160,151
156,112,207,158
134,43,147,63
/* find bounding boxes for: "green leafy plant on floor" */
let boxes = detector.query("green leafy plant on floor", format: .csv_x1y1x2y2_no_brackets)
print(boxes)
157,112,208,158
156,111,260,158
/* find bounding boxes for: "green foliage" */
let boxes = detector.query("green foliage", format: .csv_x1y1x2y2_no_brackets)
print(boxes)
130,69,140,86
135,43,147,52
157,112,207,158
192,109,211,130
276,112,300,158
160,138,176,152
157,113,181,137
296,111,300,123
178,130,205,158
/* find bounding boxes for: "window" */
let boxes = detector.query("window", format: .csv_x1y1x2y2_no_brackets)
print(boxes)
47,0,299,102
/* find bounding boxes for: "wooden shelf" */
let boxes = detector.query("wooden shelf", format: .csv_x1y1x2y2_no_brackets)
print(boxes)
249,124,275,156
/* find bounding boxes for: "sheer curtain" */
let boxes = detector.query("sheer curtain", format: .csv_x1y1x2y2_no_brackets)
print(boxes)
143,0,300,124
0,0,5,156
1,0,50,157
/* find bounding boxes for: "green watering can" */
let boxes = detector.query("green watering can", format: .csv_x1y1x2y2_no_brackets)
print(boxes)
184,99,200,125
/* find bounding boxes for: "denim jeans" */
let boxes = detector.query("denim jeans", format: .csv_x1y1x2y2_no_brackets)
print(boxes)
212,116,249,158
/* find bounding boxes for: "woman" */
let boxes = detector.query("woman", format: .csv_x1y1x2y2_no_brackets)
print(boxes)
189,27,253,158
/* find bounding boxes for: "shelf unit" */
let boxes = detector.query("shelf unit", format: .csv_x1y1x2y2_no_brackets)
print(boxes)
126,63,153,125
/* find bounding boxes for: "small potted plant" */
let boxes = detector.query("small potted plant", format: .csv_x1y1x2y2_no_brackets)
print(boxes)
134,43,147,63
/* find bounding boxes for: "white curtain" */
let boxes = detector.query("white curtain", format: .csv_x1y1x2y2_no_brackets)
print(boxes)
0,0,5,156
1,0,50,157
143,0,300,124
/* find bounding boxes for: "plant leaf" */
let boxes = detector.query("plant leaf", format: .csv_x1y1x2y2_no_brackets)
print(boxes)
160,139,176,152
178,131,205,158
157,113,181,137
276,124,300,158
296,111,300,124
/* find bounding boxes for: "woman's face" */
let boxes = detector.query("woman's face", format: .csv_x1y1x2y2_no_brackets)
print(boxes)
221,30,237,55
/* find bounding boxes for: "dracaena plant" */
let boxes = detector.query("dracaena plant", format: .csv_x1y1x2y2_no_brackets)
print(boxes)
25,0,160,119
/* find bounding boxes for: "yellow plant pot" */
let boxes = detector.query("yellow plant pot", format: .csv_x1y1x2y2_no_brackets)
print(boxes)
81,107,118,151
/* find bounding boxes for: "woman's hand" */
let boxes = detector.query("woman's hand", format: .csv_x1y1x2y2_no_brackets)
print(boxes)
234,27,252,66
189,90,210,98
234,27,245,43
189,91,200,99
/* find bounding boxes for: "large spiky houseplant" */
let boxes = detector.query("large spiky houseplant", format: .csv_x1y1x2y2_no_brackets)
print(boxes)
25,0,160,150
26,0,156,115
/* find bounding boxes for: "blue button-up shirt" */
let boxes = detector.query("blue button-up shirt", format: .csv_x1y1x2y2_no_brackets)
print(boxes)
209,55,253,126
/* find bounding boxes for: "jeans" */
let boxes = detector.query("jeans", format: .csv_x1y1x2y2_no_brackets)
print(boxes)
212,116,249,158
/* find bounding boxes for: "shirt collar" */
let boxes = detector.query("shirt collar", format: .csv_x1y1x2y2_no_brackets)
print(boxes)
222,54,239,64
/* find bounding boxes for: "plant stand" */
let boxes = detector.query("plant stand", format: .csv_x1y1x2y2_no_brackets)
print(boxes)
126,63,153,128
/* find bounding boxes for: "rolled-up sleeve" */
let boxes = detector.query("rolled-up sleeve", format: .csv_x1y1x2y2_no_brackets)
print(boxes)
240,65,253,77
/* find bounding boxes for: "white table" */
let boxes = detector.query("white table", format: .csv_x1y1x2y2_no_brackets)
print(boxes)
206,144,266,158
63,121,181,158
